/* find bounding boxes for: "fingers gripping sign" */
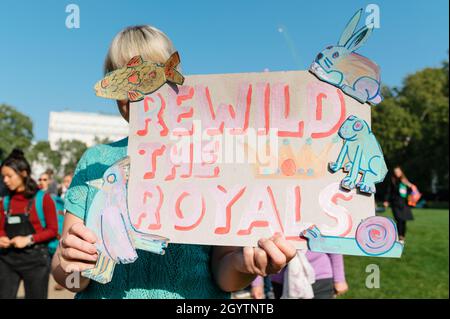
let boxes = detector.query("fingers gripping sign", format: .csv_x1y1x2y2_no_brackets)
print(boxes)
58,223,99,273
241,234,297,277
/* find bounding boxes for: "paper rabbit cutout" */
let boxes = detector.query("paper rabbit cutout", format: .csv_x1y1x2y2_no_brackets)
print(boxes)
310,9,383,105
329,115,387,194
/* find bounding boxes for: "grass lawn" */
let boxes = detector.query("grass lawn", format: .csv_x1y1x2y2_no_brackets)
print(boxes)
341,208,449,299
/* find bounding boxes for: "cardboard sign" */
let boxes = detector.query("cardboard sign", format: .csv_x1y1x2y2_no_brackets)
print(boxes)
127,70,375,249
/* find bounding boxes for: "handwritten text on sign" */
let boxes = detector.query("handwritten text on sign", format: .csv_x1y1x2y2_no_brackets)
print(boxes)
128,70,374,248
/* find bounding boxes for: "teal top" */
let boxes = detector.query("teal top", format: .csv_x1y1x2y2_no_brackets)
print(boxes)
65,137,230,299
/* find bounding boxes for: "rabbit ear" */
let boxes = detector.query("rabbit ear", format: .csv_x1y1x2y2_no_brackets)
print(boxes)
344,25,373,52
338,9,363,46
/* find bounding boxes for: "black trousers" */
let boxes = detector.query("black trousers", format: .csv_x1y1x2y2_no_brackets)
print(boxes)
0,246,50,299
311,278,334,299
272,278,335,299
396,220,407,238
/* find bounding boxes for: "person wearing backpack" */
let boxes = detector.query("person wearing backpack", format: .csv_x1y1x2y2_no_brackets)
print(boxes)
0,149,58,299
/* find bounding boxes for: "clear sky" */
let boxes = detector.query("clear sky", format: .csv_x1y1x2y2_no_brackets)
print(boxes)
0,0,448,141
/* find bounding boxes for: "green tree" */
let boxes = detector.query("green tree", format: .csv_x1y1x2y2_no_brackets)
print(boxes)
26,141,61,173
93,136,112,145
374,58,449,197
25,139,87,180
0,104,34,161
372,86,421,164
56,139,87,175
401,64,449,195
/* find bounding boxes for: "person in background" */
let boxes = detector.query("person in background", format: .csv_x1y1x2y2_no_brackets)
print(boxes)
38,172,50,191
45,169,58,196
53,172,73,291
0,149,58,299
384,166,414,243
308,252,348,299
58,173,73,199
251,277,265,299
251,276,275,299
270,252,348,299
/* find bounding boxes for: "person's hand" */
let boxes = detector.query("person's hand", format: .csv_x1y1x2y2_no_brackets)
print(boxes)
237,233,297,277
383,201,389,208
334,281,349,297
0,236,11,249
10,236,31,249
251,286,265,299
58,223,99,273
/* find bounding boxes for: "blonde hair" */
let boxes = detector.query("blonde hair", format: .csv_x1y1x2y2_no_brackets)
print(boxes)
104,25,175,75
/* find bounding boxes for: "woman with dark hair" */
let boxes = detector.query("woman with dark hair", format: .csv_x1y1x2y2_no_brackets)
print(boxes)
383,166,414,243
0,149,58,299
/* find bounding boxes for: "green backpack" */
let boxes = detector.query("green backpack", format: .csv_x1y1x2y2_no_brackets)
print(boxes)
2,190,65,255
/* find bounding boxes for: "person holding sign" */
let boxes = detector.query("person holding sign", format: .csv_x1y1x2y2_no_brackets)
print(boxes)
50,25,296,299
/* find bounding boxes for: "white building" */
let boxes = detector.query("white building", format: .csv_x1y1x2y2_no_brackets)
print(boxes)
48,111,129,149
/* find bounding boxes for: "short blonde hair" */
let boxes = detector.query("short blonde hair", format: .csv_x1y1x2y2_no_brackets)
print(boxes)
104,25,175,75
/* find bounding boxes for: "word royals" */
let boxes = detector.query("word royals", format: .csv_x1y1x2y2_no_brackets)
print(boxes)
131,182,353,239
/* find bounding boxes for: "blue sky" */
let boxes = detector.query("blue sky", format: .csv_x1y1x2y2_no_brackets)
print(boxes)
0,0,448,141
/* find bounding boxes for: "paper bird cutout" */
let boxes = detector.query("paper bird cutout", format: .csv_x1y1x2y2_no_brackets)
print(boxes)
94,52,185,102
82,156,169,284
310,9,383,105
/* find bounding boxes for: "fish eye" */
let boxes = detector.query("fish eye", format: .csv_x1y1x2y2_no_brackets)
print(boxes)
332,52,340,59
107,174,117,184
316,53,324,60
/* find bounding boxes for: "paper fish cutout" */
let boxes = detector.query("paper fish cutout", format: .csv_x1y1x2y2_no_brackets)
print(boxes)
329,115,387,194
309,9,383,105
94,52,185,102
82,156,169,284
302,216,403,258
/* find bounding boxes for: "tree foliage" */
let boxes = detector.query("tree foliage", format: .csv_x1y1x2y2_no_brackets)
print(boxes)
26,141,61,173
26,139,87,178
54,139,88,176
0,104,34,161
374,59,449,198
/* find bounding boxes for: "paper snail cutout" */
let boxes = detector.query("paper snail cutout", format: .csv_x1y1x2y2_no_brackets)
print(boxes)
302,216,404,258
329,115,387,194
309,9,383,105
94,52,185,102
83,156,169,284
